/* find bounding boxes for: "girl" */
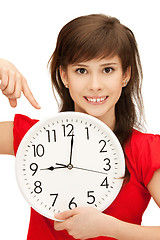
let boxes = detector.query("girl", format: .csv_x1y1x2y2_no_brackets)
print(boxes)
0,14,160,240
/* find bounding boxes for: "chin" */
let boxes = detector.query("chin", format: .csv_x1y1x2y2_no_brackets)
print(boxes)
74,105,111,120
84,110,107,120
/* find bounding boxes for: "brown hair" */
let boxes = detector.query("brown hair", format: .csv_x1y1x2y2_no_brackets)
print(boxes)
49,14,145,176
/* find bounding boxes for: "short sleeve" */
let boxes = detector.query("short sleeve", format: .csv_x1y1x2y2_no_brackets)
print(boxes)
139,134,160,186
13,114,38,155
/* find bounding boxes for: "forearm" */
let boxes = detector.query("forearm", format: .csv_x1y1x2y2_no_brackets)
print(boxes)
102,215,160,240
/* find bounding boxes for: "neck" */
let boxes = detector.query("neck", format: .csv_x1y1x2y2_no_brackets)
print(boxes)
97,115,116,131
74,104,116,131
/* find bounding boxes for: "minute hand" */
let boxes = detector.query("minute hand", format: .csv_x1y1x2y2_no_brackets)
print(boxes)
73,166,108,175
69,135,74,165
55,163,108,175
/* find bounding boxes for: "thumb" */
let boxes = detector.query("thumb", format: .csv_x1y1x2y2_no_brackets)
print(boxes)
54,209,75,220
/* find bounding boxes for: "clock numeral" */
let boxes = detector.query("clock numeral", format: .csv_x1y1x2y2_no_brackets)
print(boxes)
62,124,74,137
99,140,107,153
46,130,56,142
30,163,38,176
50,193,58,207
69,197,77,209
34,181,42,194
100,177,109,188
85,127,89,140
32,144,45,157
103,158,111,171
87,191,95,204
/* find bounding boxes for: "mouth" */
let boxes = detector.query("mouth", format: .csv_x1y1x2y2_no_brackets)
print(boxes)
84,96,108,104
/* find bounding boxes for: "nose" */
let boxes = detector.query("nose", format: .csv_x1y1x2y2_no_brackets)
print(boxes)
88,73,103,92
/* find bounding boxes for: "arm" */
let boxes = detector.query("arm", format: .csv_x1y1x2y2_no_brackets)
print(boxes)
112,169,160,240
54,169,160,239
0,121,14,155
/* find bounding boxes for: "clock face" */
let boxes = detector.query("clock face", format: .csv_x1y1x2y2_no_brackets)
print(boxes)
16,112,125,221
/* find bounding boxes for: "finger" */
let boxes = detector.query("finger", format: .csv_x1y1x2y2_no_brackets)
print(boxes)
22,78,41,109
0,68,9,91
2,70,16,96
7,76,22,99
54,220,66,231
54,215,71,231
54,209,76,220
8,98,17,108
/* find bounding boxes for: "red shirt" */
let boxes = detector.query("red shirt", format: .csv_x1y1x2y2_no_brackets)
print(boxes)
13,114,160,240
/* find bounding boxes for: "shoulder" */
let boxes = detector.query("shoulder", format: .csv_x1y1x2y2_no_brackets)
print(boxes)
14,114,39,133
126,129,160,152
125,129,160,186
14,114,38,126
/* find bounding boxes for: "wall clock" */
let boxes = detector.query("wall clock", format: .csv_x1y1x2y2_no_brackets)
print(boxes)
16,112,125,221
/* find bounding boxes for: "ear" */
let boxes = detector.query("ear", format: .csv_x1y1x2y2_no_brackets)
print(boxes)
59,66,69,88
122,66,131,87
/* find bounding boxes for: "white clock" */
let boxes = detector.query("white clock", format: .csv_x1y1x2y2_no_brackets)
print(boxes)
16,112,125,221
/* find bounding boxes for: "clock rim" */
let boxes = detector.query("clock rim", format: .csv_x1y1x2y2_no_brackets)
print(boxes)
15,111,125,220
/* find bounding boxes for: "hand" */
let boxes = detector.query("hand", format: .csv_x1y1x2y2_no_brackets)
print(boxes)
0,58,40,108
73,166,108,175
69,135,74,166
56,163,107,175
54,207,108,239
40,165,68,171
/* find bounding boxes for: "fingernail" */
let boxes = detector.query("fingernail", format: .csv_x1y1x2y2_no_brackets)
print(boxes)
54,213,60,217
36,104,41,109
54,213,64,222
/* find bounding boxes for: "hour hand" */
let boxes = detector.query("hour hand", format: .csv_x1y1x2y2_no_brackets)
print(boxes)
55,163,68,167
40,165,67,171
56,162,73,170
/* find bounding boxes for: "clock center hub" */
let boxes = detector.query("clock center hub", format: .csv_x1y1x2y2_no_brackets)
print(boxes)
67,164,73,170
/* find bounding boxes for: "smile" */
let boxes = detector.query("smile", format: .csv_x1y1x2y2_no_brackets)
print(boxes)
84,96,108,104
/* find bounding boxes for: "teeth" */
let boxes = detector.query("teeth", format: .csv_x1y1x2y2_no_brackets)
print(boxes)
86,97,107,102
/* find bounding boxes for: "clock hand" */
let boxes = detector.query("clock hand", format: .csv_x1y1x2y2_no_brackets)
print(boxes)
56,162,73,170
56,163,68,167
56,163,107,174
40,165,67,171
73,166,108,175
69,135,74,166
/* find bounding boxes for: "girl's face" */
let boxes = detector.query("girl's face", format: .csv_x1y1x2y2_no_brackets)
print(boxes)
60,55,131,129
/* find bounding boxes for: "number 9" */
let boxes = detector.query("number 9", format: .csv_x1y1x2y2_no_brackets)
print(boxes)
30,163,38,176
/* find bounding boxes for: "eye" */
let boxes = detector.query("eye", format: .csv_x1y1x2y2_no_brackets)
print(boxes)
76,68,87,74
103,67,114,74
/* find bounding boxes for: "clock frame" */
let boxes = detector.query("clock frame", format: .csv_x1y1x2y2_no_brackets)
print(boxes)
16,112,125,221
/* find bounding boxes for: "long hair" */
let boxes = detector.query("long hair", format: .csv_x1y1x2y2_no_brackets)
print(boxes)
48,14,145,178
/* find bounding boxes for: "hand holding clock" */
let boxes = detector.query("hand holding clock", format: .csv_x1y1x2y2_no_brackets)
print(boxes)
54,207,116,239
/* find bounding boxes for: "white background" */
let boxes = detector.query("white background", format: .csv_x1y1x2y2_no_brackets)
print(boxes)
0,0,160,239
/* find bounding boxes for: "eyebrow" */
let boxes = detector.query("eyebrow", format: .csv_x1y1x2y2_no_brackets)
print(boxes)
72,63,118,67
100,63,118,67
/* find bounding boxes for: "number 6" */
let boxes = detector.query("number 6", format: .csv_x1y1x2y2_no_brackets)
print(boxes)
69,197,77,209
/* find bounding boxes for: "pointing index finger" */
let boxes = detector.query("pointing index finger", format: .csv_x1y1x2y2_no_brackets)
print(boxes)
22,77,41,109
